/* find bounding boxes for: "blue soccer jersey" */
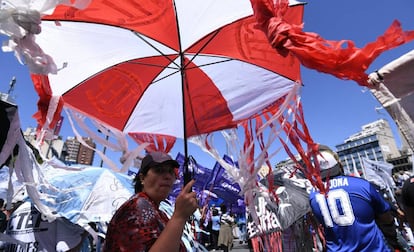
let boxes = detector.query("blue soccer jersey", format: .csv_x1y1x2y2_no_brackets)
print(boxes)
309,175,392,252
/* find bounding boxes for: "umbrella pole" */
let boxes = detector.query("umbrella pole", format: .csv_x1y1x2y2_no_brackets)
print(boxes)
182,122,192,187
183,153,192,186
180,52,192,186
183,137,191,185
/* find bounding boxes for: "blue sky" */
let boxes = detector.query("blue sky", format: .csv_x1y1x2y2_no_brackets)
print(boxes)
0,0,413,169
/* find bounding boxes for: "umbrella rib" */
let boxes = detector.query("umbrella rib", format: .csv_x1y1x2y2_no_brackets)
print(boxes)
127,61,180,70
183,29,222,68
133,31,180,68
150,69,182,85
184,57,233,70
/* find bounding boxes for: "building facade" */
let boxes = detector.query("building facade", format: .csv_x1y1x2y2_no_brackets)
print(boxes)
336,119,404,175
275,119,412,178
64,136,95,165
23,129,96,165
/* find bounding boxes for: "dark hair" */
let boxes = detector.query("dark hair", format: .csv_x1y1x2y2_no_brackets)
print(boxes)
212,208,219,216
0,198,4,208
220,204,227,213
133,171,146,193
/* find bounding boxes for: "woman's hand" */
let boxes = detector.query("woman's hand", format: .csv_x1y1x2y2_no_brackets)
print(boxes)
173,179,198,221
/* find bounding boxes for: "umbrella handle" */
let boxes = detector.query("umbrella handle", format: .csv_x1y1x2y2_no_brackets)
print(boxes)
183,166,193,188
183,157,193,189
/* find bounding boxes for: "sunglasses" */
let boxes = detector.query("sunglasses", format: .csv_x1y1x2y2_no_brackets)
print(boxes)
151,165,179,177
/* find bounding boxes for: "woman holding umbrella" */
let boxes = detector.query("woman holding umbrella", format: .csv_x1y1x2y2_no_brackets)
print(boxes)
103,151,198,252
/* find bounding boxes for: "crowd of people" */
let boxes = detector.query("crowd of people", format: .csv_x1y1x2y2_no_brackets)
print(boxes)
192,204,248,251
0,151,250,252
102,151,251,252
1,149,414,252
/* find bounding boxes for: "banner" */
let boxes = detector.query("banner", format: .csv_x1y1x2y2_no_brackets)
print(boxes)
171,154,245,213
247,190,281,238
205,155,244,211
251,168,311,235
5,201,85,252
0,98,19,169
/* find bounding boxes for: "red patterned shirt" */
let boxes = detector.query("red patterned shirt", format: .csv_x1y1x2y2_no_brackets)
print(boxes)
103,192,186,252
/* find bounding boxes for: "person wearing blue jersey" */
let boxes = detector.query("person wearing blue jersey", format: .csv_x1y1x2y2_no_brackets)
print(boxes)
309,145,398,252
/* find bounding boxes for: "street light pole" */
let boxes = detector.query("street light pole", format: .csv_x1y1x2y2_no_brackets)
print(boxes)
8,76,16,95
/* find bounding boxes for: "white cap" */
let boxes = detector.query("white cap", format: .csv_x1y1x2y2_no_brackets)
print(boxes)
315,145,342,179
316,151,339,171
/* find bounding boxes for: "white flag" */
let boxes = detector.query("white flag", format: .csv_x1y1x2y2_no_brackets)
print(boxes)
362,158,395,190
351,156,361,177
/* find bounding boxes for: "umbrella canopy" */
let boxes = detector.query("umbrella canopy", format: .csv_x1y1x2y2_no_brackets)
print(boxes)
31,0,303,145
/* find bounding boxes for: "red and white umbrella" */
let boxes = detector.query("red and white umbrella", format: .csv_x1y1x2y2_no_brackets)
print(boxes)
31,0,303,148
